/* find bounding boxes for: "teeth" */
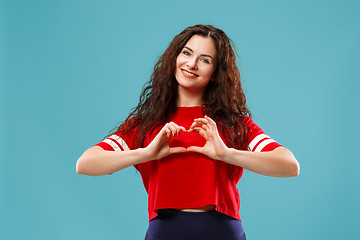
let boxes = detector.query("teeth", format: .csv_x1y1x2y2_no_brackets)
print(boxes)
183,70,196,77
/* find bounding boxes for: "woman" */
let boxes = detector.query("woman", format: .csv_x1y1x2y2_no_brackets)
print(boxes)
76,24,300,240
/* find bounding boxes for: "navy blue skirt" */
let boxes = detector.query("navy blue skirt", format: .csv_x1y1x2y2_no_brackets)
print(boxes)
145,209,246,240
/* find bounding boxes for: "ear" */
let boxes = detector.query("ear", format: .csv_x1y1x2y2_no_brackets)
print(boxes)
210,72,216,82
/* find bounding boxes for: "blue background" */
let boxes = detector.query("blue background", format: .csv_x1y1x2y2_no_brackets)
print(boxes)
1,0,359,239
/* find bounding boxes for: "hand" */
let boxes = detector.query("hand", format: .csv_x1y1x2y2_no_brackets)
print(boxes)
145,122,187,160
187,116,229,160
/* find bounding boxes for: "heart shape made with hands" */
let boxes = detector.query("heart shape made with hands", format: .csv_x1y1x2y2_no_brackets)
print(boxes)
161,115,222,151
169,128,207,149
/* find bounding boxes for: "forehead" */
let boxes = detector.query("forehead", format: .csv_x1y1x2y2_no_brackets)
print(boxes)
184,35,217,58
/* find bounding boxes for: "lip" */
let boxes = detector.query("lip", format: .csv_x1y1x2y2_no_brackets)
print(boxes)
181,69,199,78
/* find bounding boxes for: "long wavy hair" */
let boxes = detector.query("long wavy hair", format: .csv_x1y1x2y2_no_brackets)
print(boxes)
107,24,251,149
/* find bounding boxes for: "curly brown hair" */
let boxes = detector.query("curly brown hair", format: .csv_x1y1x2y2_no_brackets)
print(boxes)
108,24,251,150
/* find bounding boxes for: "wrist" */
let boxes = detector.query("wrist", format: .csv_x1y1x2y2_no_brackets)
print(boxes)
136,147,153,163
219,146,233,162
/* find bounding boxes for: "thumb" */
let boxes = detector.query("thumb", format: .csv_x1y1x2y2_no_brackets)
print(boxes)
187,146,203,154
169,147,187,154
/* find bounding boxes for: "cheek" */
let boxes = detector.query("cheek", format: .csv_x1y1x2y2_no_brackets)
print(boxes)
176,55,185,67
204,67,215,79
175,58,181,73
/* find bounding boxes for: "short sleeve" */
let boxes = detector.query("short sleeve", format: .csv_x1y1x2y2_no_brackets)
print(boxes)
95,131,141,174
95,134,131,152
243,117,283,152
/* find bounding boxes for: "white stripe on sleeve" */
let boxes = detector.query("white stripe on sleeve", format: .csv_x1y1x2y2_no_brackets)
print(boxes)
103,138,121,151
254,138,276,152
248,134,269,151
108,134,130,151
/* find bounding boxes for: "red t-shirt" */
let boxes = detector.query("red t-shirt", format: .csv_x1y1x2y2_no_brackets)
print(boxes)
95,106,282,222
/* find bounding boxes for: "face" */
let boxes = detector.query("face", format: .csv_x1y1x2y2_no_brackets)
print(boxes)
175,35,217,93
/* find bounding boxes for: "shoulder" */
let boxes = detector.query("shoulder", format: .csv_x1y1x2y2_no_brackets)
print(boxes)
241,115,255,126
242,116,283,152
96,118,139,151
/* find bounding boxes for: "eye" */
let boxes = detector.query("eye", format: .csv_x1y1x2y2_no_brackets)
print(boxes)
183,50,190,56
201,59,210,64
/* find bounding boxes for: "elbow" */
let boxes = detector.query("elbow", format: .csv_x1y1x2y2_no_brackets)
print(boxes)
285,149,300,177
291,161,300,177
283,148,300,177
76,156,91,175
287,156,300,177
76,158,105,176
76,149,95,175
76,147,106,176
76,160,85,175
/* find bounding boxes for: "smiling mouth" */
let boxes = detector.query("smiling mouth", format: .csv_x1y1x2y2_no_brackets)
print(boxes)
181,69,199,77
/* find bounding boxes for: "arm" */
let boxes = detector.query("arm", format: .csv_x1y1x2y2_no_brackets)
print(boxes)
76,122,187,176
187,116,300,178
76,146,148,176
223,146,299,178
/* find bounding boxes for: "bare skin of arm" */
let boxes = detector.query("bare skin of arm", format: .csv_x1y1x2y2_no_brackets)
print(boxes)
77,116,299,178
76,122,187,176
187,116,300,178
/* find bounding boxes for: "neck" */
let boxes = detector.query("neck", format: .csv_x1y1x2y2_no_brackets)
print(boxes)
177,86,205,107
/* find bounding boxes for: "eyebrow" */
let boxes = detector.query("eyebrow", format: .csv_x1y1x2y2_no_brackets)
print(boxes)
184,46,214,60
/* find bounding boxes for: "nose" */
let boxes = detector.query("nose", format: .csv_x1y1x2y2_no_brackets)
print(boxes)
186,57,198,69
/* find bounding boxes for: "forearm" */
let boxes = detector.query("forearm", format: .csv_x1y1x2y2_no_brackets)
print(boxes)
76,146,149,176
222,147,300,178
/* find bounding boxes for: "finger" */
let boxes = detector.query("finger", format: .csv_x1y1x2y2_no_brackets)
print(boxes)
167,122,179,136
172,123,183,135
168,122,180,135
162,123,170,133
176,126,187,134
205,115,217,132
168,124,177,137
202,124,210,132
193,118,208,125
180,126,187,133
195,119,211,132
190,120,208,130
190,123,209,132
205,115,217,127
193,117,206,121
188,126,203,133
169,122,187,135
191,118,207,127
169,147,187,154
190,127,209,140
164,128,171,138
187,146,203,154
